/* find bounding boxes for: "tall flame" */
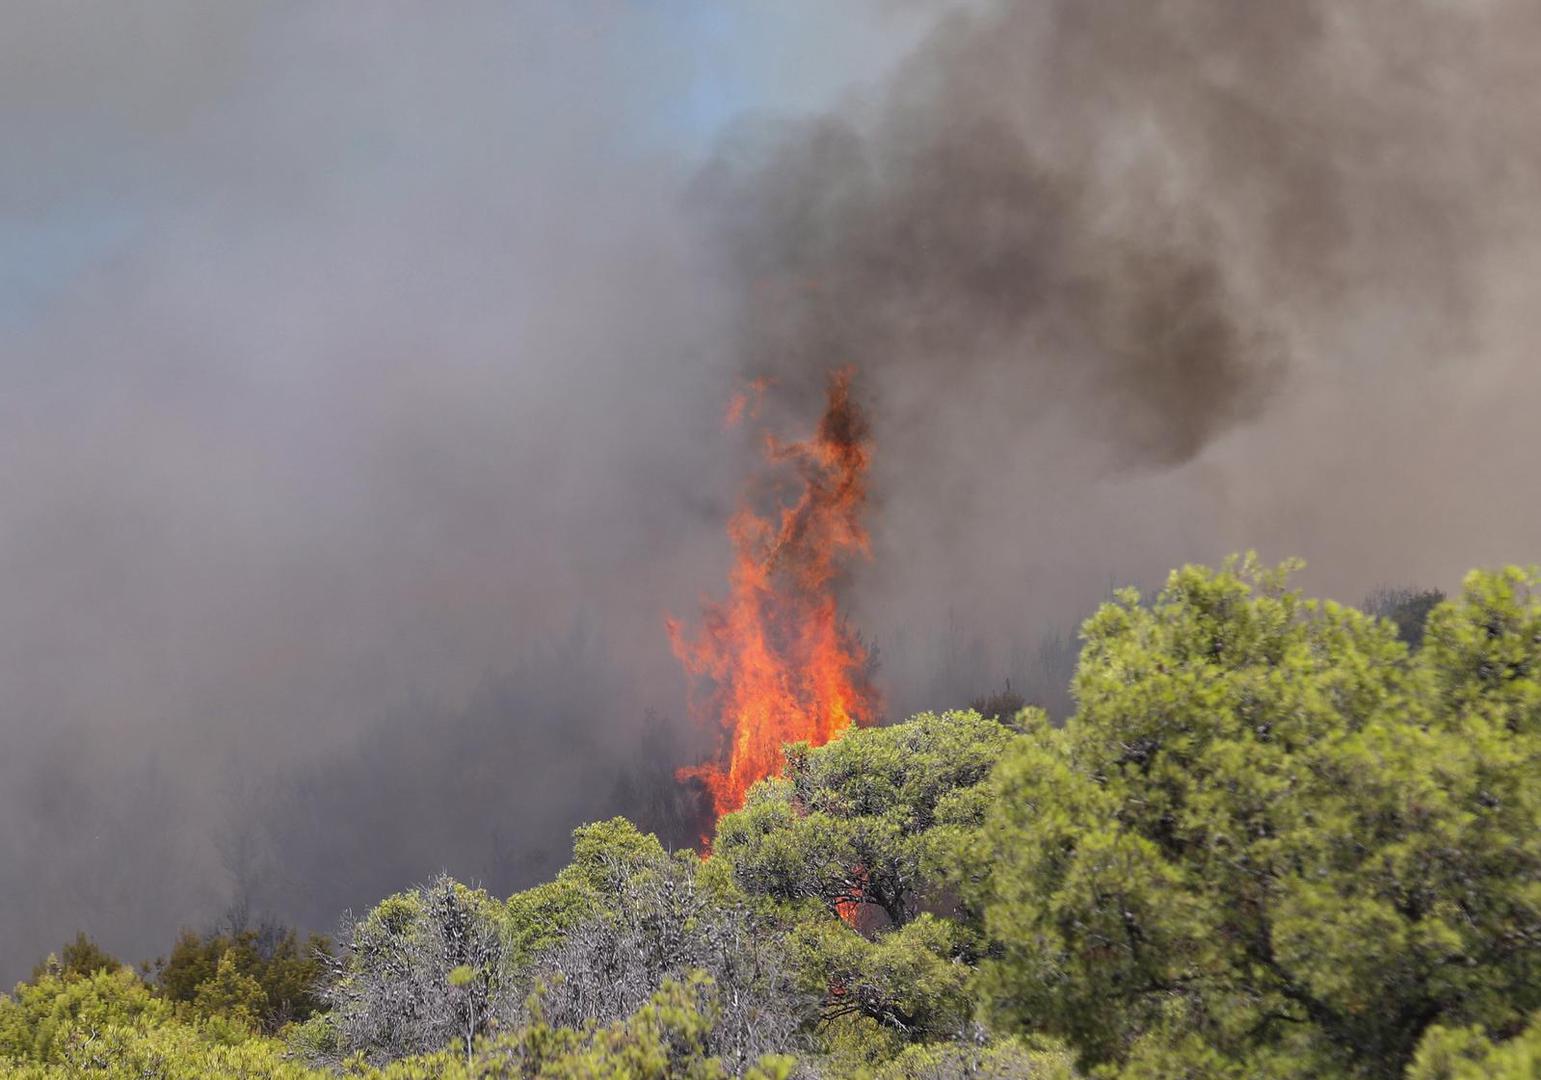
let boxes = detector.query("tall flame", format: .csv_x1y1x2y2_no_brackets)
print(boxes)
669,368,880,821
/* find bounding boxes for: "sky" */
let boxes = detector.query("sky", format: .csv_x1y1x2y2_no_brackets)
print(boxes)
2,0,1538,982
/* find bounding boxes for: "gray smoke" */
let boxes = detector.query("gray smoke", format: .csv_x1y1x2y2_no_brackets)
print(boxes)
699,0,1536,461
689,0,1541,716
0,0,921,981
3,0,1539,983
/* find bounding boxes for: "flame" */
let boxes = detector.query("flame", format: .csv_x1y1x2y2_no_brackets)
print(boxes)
721,376,771,431
670,368,880,822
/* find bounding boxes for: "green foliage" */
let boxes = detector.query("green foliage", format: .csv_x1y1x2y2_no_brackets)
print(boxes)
504,817,669,968
361,974,797,1080
0,1021,314,1080
716,711,1017,927
324,875,513,1064
1422,566,1541,732
516,971,756,1080
0,965,307,1076
28,933,121,983
876,1035,1080,1080
790,915,971,1041
978,558,1541,1078
9,558,1537,1080
156,923,330,1028
0,972,803,1079
515,824,808,1070
1406,1010,1541,1080
0,967,168,1064
192,951,268,1031
712,710,1019,1061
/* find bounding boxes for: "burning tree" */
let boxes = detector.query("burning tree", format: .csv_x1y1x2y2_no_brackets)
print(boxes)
669,369,881,821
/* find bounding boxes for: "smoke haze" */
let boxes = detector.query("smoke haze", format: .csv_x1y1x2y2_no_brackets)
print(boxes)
696,0,1541,717
2,1,1538,981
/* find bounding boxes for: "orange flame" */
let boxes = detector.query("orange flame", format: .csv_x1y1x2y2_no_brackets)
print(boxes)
670,368,879,821
721,376,771,431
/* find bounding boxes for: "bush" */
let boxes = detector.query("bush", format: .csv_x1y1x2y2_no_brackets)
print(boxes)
0,968,168,1064
319,875,513,1065
978,559,1541,1078
28,933,120,983
526,847,809,1072
157,922,330,1029
11,558,1538,1080
1406,1011,1541,1080
714,710,1016,1049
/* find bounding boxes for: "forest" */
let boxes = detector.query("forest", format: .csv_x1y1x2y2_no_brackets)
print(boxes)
2,558,1536,1079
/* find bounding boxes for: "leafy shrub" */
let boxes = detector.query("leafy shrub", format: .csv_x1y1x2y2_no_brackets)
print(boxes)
526,847,809,1072
319,875,513,1065
10,558,1538,1080
714,709,1016,1049
28,933,120,983
0,967,168,1064
1406,1010,1541,1080
978,559,1541,1078
156,922,330,1029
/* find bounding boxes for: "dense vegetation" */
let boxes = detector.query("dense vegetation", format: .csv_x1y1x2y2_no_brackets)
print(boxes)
2,559,1536,1078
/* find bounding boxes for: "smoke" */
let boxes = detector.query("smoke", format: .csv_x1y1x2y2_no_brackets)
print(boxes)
694,92,1282,470
690,0,1541,716
699,0,1538,460
2,0,1539,983
0,1,921,981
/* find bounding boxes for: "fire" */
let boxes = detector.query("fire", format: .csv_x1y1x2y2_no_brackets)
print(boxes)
669,368,880,822
721,376,770,431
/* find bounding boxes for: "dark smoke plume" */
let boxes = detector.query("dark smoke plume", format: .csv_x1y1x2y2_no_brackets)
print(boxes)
690,0,1541,727
696,0,1533,467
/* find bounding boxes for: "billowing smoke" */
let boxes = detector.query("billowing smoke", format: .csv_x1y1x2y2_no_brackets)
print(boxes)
0,0,917,981
3,0,1539,983
699,0,1537,465
690,0,1541,716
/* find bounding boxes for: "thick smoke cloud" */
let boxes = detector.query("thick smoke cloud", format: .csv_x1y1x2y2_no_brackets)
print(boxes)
692,0,1541,715
0,1,922,980
695,88,1282,470
3,0,1539,983
699,0,1532,464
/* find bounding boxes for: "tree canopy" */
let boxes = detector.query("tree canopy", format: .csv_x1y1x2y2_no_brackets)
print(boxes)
978,559,1541,1077
2,558,1536,1079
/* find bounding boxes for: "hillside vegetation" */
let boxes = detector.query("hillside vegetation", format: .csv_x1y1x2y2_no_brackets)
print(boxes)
2,559,1537,1078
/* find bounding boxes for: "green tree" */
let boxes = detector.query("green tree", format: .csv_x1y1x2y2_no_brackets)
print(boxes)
716,710,1017,926
876,1034,1081,1080
191,951,267,1030
714,710,1019,1052
156,929,221,1005
0,967,168,1064
313,974,799,1080
1406,1010,1541,1080
978,558,1541,1078
504,817,671,969
27,933,121,983
1,1022,313,1080
321,875,512,1065
156,923,329,1029
516,972,791,1080
789,914,972,1040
